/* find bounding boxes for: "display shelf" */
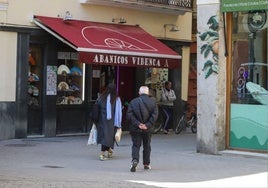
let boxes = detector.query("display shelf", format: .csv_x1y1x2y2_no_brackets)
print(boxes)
28,72,40,107
56,52,84,105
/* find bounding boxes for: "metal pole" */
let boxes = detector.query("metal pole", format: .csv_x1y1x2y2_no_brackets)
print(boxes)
248,32,256,82
116,66,119,94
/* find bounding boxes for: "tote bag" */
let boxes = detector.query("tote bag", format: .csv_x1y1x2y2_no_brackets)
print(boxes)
115,128,122,142
87,123,97,145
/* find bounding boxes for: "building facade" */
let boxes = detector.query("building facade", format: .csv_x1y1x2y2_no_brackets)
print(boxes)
197,0,268,154
0,0,193,139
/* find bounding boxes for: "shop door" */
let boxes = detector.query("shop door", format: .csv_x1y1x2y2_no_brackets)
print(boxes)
27,45,43,135
118,67,135,130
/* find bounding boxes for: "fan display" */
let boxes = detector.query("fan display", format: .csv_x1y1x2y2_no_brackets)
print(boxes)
57,65,71,75
70,66,82,76
56,62,83,105
57,81,69,91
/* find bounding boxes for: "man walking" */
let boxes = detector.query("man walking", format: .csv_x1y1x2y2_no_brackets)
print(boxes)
126,86,158,172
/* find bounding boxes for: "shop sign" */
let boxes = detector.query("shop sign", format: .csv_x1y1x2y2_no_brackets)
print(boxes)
79,52,174,68
221,0,268,12
92,54,162,67
248,10,267,32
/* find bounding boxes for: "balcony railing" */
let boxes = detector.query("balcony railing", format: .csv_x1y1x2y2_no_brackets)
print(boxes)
80,0,193,14
141,0,192,9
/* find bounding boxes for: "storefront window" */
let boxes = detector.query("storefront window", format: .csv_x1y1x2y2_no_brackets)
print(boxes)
28,47,42,107
230,11,268,151
145,68,168,102
28,45,43,135
56,51,84,105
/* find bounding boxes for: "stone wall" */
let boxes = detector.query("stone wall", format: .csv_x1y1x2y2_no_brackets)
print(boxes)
196,0,226,154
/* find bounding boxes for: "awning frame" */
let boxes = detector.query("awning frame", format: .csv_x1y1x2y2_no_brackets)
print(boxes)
33,16,181,68
34,19,77,51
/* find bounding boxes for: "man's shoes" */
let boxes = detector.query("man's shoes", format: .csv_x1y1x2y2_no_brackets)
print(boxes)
163,130,168,134
130,160,138,172
144,164,151,170
99,154,107,161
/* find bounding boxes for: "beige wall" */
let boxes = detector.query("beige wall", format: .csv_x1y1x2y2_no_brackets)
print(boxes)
181,46,190,101
3,0,191,41
0,31,17,101
176,12,192,41
1,0,192,102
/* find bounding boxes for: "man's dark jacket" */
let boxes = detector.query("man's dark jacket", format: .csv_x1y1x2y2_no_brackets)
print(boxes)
126,94,158,132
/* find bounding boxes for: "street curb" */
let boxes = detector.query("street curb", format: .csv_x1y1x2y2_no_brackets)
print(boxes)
219,150,268,160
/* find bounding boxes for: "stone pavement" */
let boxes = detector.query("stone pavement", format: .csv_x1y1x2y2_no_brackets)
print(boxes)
0,131,267,188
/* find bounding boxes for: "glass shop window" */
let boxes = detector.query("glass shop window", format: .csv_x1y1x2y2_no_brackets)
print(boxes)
231,11,268,105
56,52,85,105
229,11,268,152
28,46,42,107
145,68,168,102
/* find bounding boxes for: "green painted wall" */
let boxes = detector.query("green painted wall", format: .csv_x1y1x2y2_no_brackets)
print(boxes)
230,104,268,151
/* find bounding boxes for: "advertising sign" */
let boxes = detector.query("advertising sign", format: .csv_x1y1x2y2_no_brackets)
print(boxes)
221,0,268,12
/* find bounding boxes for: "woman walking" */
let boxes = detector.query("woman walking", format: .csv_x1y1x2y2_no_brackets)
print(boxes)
95,83,122,160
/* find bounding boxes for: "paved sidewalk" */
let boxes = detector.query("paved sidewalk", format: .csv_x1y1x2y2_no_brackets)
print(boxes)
0,132,267,188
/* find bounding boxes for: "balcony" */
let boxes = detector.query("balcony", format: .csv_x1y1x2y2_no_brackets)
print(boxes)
80,0,192,15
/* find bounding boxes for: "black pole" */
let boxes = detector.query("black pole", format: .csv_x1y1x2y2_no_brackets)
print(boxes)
248,32,256,82
222,12,228,57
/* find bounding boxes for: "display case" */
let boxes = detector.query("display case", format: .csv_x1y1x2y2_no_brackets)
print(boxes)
55,51,87,134
28,51,41,107
56,52,84,105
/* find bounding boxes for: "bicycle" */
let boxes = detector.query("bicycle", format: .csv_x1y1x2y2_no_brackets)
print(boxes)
175,103,197,134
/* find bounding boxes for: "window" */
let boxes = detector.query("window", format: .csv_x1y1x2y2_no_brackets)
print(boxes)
229,11,268,151
56,52,85,105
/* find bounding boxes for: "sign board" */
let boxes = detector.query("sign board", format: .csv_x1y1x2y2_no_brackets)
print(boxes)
221,0,268,12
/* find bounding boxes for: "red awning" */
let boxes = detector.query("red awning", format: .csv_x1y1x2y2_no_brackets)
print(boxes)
33,15,181,68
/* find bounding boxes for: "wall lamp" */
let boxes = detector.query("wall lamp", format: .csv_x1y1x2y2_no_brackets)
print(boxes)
112,18,127,24
164,24,179,37
63,11,73,21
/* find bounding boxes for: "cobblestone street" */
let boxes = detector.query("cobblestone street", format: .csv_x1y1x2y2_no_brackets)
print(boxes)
0,132,267,188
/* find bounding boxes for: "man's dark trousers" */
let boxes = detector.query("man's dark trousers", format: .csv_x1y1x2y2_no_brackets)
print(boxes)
130,131,152,165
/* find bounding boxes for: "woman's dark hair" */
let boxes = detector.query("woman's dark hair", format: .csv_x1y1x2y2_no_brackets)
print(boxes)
100,83,117,104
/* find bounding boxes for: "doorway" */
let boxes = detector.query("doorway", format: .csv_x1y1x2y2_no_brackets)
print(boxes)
27,44,43,135
91,65,136,130
117,67,136,130
117,66,135,104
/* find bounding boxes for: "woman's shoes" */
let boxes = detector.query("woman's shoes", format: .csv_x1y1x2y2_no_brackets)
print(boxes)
99,154,107,161
99,149,113,161
108,149,113,158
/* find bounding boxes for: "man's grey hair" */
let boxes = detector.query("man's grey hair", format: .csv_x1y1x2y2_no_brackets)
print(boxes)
139,86,149,95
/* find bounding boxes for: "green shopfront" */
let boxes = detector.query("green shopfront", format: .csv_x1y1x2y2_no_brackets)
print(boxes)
222,0,268,152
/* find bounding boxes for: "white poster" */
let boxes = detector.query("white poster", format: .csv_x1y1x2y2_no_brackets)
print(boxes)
46,66,57,95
